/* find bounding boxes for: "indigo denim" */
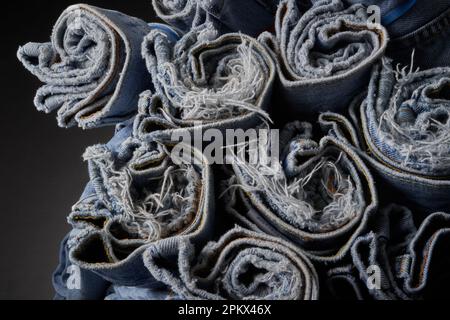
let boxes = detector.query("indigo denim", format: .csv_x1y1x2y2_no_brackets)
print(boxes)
327,204,417,300
326,205,450,300
69,140,215,288
144,227,319,300
404,211,450,298
260,0,388,118
223,121,378,263
152,0,280,36
17,4,179,129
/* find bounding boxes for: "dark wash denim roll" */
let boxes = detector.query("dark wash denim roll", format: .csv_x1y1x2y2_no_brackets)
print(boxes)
327,204,417,300
143,227,319,300
319,59,450,215
327,206,450,299
152,0,280,36
345,1,450,69
140,22,276,140
404,212,450,298
224,121,378,264
17,4,179,129
259,0,388,118
387,4,450,69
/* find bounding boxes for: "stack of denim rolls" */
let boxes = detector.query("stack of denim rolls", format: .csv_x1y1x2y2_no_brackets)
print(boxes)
18,0,450,300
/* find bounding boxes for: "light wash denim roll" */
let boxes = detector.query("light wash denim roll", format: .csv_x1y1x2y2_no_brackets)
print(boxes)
68,140,214,288
152,0,280,36
224,121,378,263
17,4,179,129
319,58,450,215
259,0,388,117
140,22,276,142
50,113,215,291
344,1,450,69
144,226,319,300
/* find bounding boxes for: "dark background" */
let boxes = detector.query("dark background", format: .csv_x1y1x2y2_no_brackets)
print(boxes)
0,0,159,300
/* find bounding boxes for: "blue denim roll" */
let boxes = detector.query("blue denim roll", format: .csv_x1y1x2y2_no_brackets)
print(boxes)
223,121,378,263
320,58,450,215
17,4,178,129
260,0,388,117
144,227,319,300
326,205,450,300
51,118,215,294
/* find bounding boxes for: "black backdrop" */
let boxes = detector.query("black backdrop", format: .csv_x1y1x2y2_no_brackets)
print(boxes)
0,0,159,300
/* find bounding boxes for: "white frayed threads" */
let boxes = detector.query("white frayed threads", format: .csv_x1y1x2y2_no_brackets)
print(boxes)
121,165,198,242
84,147,198,242
157,38,270,121
375,56,450,174
228,143,358,233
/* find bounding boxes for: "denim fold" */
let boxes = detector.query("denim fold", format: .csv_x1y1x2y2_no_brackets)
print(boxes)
140,22,276,142
260,0,387,118
404,211,450,298
17,4,178,129
327,205,450,299
223,121,378,263
152,0,280,36
320,58,450,215
51,116,215,292
144,226,319,300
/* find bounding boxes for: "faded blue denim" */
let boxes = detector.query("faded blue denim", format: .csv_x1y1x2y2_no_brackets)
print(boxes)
17,4,180,129
345,0,450,69
53,118,215,297
223,121,378,263
139,22,276,144
144,226,319,300
319,58,450,216
259,0,388,118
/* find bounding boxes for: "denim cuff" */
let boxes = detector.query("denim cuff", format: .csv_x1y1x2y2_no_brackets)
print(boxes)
143,226,319,300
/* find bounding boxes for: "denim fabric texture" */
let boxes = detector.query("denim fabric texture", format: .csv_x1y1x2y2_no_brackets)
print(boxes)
144,227,319,300
259,0,388,119
223,121,378,264
17,4,180,129
152,0,281,36
18,0,450,300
